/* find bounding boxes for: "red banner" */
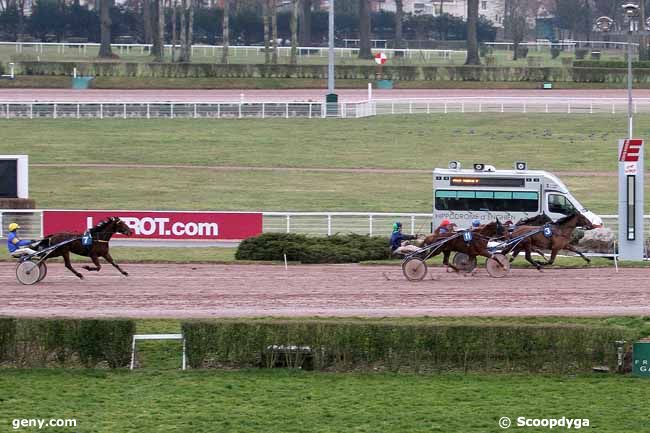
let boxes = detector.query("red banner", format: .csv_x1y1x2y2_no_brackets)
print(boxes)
42,211,262,241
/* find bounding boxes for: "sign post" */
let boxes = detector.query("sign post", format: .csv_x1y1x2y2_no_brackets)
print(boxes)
618,138,644,260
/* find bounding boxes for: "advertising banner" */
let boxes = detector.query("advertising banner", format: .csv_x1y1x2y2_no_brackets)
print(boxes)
42,210,262,241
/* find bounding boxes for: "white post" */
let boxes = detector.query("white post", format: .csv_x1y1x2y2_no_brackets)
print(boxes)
308,103,312,119
146,103,150,119
53,103,57,119
29,103,33,119
194,103,197,119
410,216,415,235
286,215,291,233
369,214,373,236
100,103,103,119
217,103,221,119
77,103,80,118
9,62,14,79
123,103,127,119
182,338,187,371
327,215,332,236
262,103,265,119
73,67,77,78
238,103,242,119
130,336,136,370
171,103,174,119
286,103,289,119
367,82,372,101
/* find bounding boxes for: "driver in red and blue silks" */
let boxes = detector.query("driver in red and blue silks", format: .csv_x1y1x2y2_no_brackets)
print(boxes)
7,223,36,257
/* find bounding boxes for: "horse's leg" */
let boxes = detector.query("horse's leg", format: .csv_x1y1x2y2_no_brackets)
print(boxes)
524,246,543,271
82,255,102,272
442,250,460,273
103,252,129,276
509,245,522,263
563,244,591,263
543,248,559,266
62,250,84,279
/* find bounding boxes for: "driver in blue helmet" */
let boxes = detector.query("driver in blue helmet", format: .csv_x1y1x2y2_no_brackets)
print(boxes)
390,221,418,255
470,219,481,230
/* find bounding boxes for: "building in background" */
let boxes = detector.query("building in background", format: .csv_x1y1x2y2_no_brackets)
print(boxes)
370,0,505,28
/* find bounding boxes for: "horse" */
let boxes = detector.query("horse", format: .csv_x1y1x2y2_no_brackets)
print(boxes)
421,220,505,272
505,212,593,270
35,216,133,279
515,213,553,226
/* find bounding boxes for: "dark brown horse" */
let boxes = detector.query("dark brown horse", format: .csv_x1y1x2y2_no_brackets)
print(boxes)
506,212,593,270
36,217,133,279
421,220,504,272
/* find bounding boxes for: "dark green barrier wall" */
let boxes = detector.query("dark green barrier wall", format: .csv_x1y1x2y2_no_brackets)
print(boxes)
0,318,135,368
182,320,631,373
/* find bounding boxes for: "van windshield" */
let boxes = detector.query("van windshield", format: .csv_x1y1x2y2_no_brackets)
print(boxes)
548,194,577,215
435,190,539,212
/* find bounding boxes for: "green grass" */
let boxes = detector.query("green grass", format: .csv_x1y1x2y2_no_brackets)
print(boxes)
6,115,645,171
0,368,648,433
4,114,648,213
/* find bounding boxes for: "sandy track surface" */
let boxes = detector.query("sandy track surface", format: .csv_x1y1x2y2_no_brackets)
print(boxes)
1,263,648,318
4,89,650,103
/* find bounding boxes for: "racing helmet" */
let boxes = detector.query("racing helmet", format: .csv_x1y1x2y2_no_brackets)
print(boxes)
392,221,403,232
8,223,20,232
472,219,481,227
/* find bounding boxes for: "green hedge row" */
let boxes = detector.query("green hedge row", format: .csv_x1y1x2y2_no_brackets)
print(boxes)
181,320,631,373
0,318,135,368
235,233,390,264
574,60,650,69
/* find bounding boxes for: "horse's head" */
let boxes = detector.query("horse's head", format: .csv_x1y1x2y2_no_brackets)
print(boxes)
575,212,595,230
477,220,502,237
110,217,134,236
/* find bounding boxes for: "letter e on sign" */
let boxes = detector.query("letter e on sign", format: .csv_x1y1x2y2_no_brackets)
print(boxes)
619,139,644,162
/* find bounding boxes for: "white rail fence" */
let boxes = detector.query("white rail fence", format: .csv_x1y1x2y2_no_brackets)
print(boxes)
2,98,650,120
0,41,465,61
0,209,643,240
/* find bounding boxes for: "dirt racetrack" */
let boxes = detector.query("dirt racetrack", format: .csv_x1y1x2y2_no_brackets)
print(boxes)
1,263,649,318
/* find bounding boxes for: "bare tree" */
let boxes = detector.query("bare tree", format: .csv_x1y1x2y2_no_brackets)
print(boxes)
143,0,153,44
358,0,372,59
151,0,165,61
504,0,529,60
172,0,178,62
271,0,278,64
263,0,270,64
221,0,229,63
641,0,649,60
298,0,311,45
290,0,299,65
395,0,404,49
98,0,113,58
465,0,480,65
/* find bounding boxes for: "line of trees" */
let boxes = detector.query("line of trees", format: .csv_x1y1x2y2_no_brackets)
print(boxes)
0,0,496,64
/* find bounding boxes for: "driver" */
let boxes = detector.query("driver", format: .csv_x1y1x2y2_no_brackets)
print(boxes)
390,222,419,255
7,223,37,257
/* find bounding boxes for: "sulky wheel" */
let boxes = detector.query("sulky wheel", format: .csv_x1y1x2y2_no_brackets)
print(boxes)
37,262,48,282
486,254,511,278
452,252,477,273
402,258,428,281
16,261,41,285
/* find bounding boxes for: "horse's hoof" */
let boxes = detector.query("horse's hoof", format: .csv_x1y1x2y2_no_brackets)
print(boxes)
77,275,84,280
122,272,129,277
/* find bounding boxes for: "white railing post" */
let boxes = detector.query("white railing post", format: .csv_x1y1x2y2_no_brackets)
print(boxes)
479,103,482,113
501,103,504,113
4,103,8,119
285,103,289,119
171,103,174,119
29,103,33,119
146,103,150,119
391,102,395,114
100,103,103,119
238,102,242,119
327,214,332,236
523,103,526,113
53,103,57,119
590,102,593,114
545,103,549,113
444,103,447,114
426,103,430,114
308,103,312,119
262,103,265,119
612,103,615,114
77,103,80,119
409,101,413,114
217,103,221,119
194,103,197,119
462,102,465,113
286,215,291,233
567,103,571,114
369,214,373,236
411,216,415,235
123,103,127,119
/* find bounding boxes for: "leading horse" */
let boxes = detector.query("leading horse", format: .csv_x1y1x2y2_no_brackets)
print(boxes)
36,217,133,279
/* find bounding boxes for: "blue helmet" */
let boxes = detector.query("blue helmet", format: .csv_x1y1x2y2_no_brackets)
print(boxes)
472,219,481,228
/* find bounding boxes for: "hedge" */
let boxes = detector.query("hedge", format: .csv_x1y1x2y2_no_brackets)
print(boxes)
181,320,632,374
235,233,390,264
0,318,135,368
574,60,650,69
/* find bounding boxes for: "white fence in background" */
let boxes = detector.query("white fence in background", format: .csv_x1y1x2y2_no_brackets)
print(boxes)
0,209,643,241
2,98,650,120
0,41,465,61
0,101,373,119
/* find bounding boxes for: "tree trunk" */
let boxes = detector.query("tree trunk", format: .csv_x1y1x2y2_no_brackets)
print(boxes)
152,0,165,61
298,0,311,46
394,0,403,49
290,0,298,65
180,0,187,61
143,0,153,44
172,0,177,62
465,0,480,65
98,0,113,58
221,0,229,63
641,0,649,60
187,0,193,62
271,0,278,64
263,0,270,64
358,0,372,59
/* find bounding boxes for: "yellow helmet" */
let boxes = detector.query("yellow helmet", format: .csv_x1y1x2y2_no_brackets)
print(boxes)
8,223,20,231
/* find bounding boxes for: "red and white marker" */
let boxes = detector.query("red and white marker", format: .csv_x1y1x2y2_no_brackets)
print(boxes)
374,52,388,65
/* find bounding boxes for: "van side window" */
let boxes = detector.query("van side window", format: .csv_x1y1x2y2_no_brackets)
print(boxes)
548,194,576,215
